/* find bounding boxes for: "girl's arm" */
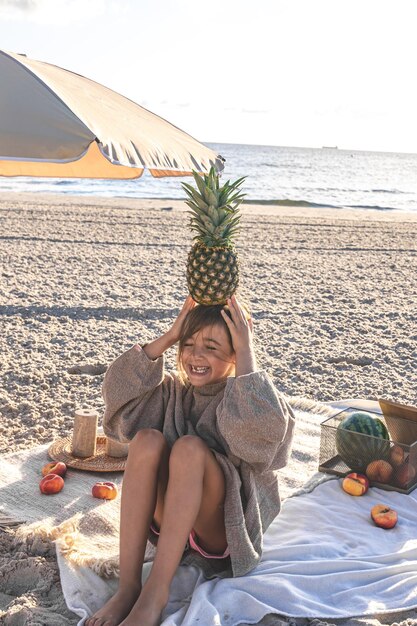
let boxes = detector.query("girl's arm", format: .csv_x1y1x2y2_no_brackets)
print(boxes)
103,297,196,441
218,296,295,472
102,345,167,441
217,373,295,473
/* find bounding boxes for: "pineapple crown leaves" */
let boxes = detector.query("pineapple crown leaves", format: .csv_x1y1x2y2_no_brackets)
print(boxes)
187,212,241,247
182,167,246,213
181,167,246,247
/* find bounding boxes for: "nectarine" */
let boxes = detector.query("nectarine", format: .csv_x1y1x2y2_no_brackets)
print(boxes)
371,504,398,529
342,472,369,496
40,473,64,495
366,459,393,483
389,445,405,467
92,481,118,500
394,462,416,489
41,461,67,478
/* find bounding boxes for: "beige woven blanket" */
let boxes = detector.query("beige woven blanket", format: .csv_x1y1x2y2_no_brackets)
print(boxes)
0,395,332,577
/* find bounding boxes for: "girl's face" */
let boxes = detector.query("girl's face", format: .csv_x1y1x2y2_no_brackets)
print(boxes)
181,323,235,387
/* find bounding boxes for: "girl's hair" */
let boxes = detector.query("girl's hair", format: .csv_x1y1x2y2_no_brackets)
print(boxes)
176,301,251,383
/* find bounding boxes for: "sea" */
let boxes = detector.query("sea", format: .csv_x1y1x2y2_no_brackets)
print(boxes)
2,143,417,213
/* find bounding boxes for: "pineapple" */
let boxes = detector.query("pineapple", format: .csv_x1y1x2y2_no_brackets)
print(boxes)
182,167,246,305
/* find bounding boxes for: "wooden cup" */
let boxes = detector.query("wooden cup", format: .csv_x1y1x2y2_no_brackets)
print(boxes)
105,437,129,458
71,408,99,458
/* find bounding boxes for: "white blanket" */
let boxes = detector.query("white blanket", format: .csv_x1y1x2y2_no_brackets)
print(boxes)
58,477,417,625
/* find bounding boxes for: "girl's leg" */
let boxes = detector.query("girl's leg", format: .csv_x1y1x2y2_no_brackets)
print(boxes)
86,429,170,626
120,435,226,626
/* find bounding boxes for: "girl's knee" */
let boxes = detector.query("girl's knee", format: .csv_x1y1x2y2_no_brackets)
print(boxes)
129,428,168,458
170,435,208,467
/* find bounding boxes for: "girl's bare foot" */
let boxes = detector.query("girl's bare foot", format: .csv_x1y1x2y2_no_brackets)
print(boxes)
85,584,141,626
119,581,169,626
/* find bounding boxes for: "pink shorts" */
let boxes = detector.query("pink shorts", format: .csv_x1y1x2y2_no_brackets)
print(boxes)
150,524,230,560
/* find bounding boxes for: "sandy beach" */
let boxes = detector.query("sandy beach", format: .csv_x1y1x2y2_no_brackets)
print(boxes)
1,192,417,625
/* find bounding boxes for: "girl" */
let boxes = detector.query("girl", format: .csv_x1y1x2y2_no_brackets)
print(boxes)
86,295,295,626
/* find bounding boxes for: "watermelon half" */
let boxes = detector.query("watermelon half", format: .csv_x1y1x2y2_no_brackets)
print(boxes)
336,411,390,472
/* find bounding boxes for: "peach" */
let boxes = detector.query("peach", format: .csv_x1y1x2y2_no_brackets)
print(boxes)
342,472,370,496
394,462,416,489
41,461,67,478
366,459,393,484
39,473,64,495
92,481,118,500
389,445,405,467
371,503,398,529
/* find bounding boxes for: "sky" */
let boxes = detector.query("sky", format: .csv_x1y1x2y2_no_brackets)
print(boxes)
1,0,417,154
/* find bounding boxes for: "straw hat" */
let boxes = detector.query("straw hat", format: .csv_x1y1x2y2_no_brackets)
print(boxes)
48,435,127,472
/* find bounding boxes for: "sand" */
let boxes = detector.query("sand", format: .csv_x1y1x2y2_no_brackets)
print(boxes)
1,192,417,625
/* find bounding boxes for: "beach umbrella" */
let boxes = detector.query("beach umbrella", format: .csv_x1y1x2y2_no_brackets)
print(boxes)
0,50,224,180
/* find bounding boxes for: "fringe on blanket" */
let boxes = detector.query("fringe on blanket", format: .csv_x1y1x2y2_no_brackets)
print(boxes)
286,472,337,500
0,512,26,530
14,514,120,579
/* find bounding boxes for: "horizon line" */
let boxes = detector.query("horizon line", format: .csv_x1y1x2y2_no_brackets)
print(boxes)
204,141,417,157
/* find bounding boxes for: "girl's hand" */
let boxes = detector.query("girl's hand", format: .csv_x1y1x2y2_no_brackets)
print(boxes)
221,295,253,352
168,296,197,343
142,296,196,361
221,295,257,376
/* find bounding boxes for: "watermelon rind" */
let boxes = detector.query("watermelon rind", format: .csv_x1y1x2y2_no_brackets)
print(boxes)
336,411,390,472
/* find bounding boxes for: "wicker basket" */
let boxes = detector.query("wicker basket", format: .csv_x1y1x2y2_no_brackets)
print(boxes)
319,407,417,494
